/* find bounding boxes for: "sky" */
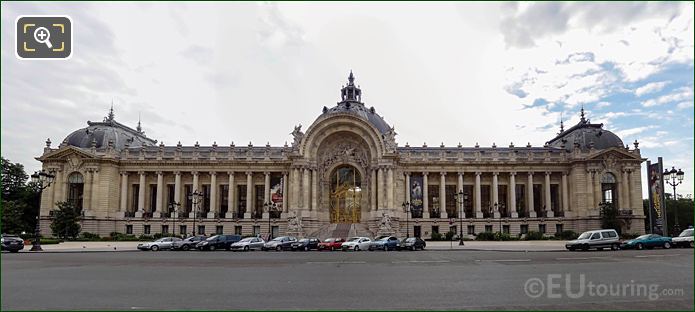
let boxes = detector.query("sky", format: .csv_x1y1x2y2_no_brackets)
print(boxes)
1,2,693,198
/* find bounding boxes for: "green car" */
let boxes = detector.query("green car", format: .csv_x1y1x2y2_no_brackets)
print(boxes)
621,234,672,250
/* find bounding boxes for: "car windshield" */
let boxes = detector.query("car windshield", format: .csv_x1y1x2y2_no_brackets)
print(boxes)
679,229,694,237
155,238,167,242
299,239,309,242
324,238,335,243
577,232,592,239
206,235,220,241
347,237,360,242
635,234,651,240
405,238,416,242
239,237,253,242
378,237,390,241
272,237,286,242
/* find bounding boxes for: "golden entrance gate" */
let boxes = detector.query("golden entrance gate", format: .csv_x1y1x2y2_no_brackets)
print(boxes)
329,165,362,223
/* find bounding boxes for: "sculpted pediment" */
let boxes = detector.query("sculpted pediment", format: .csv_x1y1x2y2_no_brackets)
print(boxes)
586,148,641,162
36,146,97,162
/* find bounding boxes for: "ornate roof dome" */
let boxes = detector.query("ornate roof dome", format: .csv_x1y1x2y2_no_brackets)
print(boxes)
63,107,156,150
547,107,624,151
317,71,391,134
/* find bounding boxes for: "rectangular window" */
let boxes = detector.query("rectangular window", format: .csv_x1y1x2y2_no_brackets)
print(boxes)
202,184,211,213
184,184,193,213
449,225,457,234
198,225,205,235
254,185,265,218
429,185,440,218
234,226,242,235
556,224,563,234
481,185,491,217
520,224,529,234
485,225,493,233
126,224,133,234
271,226,279,238
467,225,475,235
516,184,526,217
180,225,187,236
167,184,175,209
216,225,223,235
431,226,439,235
413,225,421,238
550,184,560,214
533,184,543,215
220,185,229,215
462,185,474,217
498,185,508,216
539,224,546,234
149,185,157,212
238,185,247,218
143,224,151,235
161,225,169,234
253,225,261,236
131,184,139,212
445,185,457,218
502,225,510,234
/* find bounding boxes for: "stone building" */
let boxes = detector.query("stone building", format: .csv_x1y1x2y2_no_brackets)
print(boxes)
37,72,646,238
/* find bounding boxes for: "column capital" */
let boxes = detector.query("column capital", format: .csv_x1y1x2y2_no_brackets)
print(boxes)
528,171,534,176
475,171,482,176
246,171,253,176
458,171,464,177
173,171,181,175
138,171,146,175
155,171,163,175
227,171,235,176
422,171,429,176
120,170,128,176
404,171,411,177
209,171,217,176
440,171,447,176
492,171,499,176
545,171,552,176
264,171,271,176
509,171,517,176
191,171,199,176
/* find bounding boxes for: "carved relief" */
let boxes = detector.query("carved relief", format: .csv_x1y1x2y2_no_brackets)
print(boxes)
317,140,370,173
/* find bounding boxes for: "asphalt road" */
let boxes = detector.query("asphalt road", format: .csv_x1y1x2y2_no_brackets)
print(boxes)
2,249,692,310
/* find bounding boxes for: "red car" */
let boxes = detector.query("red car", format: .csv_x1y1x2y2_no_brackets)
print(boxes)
318,238,345,251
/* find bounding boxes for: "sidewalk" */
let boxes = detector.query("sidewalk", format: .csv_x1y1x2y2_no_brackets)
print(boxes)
27,241,142,252
426,240,566,252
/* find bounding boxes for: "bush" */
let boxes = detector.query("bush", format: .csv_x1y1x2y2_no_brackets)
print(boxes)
620,233,640,240
138,234,154,241
81,232,101,240
475,232,496,241
430,232,443,241
444,231,455,241
524,231,545,240
555,230,578,240
38,238,61,244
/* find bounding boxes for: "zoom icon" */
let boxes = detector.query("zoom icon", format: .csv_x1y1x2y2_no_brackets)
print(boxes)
16,15,72,59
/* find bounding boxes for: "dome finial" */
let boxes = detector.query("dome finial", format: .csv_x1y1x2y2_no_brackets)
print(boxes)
348,70,355,85
340,70,362,103
559,112,565,134
580,105,586,123
136,113,142,133
106,100,115,122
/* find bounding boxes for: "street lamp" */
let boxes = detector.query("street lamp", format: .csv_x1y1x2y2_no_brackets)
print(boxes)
188,190,203,236
455,190,467,246
263,201,277,240
664,167,685,234
168,202,181,238
494,202,500,233
29,170,55,251
401,202,411,238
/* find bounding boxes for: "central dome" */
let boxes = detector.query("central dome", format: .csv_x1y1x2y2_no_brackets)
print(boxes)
317,71,391,134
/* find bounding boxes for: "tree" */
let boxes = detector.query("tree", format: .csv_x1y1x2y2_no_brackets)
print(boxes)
600,202,621,234
1,200,28,234
643,197,694,236
1,157,29,201
50,201,81,239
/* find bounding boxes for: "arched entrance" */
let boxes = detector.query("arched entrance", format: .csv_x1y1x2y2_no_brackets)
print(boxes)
330,165,362,223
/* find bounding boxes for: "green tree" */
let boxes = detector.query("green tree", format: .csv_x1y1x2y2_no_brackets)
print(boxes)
1,157,29,201
643,196,694,236
1,156,41,234
1,200,28,234
600,202,621,234
50,201,81,239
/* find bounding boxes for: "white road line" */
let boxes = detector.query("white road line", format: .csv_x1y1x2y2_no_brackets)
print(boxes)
556,256,612,260
305,261,367,264
475,259,531,262
634,254,680,258
391,260,450,263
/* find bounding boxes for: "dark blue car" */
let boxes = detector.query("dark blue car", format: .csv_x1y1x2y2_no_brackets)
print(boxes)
369,235,400,251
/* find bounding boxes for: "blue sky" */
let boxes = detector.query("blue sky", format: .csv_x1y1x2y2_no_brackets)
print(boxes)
1,2,693,197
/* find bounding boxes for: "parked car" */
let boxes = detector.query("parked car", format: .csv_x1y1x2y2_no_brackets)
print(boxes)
137,237,183,251
196,235,242,251
565,229,620,251
672,228,694,248
369,236,400,251
318,237,345,251
230,237,266,251
400,237,426,251
1,234,25,253
622,234,672,250
262,236,297,251
341,237,372,251
291,238,321,251
172,235,207,251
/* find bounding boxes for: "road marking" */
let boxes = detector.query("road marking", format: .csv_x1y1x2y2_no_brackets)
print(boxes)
556,256,611,260
391,260,450,263
475,259,531,262
634,254,681,258
305,261,367,264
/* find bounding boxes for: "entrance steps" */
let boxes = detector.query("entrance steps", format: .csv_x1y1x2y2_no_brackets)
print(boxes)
349,223,375,239
307,223,374,239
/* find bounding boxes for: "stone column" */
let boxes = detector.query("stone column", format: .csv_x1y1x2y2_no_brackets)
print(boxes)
440,172,448,218
377,168,384,210
155,171,163,218
120,171,128,216
457,172,464,218
208,172,217,218
282,172,289,213
311,169,318,211
226,171,235,218
474,172,482,218
293,168,300,209
593,171,602,207
492,172,500,218
190,171,200,218
622,169,630,209
90,169,99,214
586,169,594,211
245,171,253,219
264,172,271,209
136,171,146,217
509,172,518,218
387,168,394,210
544,171,554,217
370,169,377,211
561,172,569,216
527,172,536,218
83,169,93,213
301,168,310,211
423,172,430,219
192,171,200,193
174,171,181,208
51,169,62,208
405,172,411,205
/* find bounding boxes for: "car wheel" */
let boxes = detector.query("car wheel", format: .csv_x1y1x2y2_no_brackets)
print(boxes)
663,242,671,249
610,243,619,251
209,245,216,251
182,245,190,251
568,247,575,251
304,246,309,251
354,246,359,251
244,246,249,251
276,246,282,251
689,241,694,248
151,245,159,251
581,244,589,251
411,246,416,251
10,249,19,253
636,243,644,250
597,247,604,251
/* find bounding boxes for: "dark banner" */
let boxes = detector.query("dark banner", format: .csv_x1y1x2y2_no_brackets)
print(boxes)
410,174,424,217
270,174,283,211
647,159,667,234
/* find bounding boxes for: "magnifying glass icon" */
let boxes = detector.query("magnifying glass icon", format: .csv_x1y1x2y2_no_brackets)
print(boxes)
33,27,53,49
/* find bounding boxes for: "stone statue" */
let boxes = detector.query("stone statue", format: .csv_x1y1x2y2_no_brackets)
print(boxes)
286,211,304,236
290,124,304,148
377,212,394,235
382,126,397,152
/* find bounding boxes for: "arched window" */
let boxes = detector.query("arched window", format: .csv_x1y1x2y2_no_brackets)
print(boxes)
600,172,617,205
67,172,84,211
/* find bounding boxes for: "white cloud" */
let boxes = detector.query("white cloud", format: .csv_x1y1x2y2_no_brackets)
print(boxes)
595,101,611,108
642,86,694,107
677,101,694,109
634,81,670,97
615,125,656,138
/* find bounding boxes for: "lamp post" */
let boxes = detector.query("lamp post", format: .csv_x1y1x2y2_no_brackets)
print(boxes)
263,201,277,240
29,170,55,251
499,202,505,235
664,167,685,235
494,202,500,233
188,190,203,236
455,190,467,246
168,202,181,238
401,202,411,238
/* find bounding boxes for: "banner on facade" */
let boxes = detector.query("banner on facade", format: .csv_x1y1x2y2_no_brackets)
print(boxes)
647,158,667,234
410,174,424,217
270,174,283,211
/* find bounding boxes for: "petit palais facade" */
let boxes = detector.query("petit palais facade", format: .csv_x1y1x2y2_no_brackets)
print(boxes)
37,72,647,239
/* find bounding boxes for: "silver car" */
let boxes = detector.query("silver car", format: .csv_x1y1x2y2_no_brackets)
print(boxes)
137,237,182,251
230,237,265,251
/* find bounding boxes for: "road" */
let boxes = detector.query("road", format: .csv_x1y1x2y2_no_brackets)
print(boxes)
2,249,692,310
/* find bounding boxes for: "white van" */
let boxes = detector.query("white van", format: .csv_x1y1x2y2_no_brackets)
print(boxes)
565,229,620,251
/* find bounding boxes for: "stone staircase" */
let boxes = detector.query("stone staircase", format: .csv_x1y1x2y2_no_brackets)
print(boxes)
331,223,351,239
349,223,375,239
307,223,374,239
